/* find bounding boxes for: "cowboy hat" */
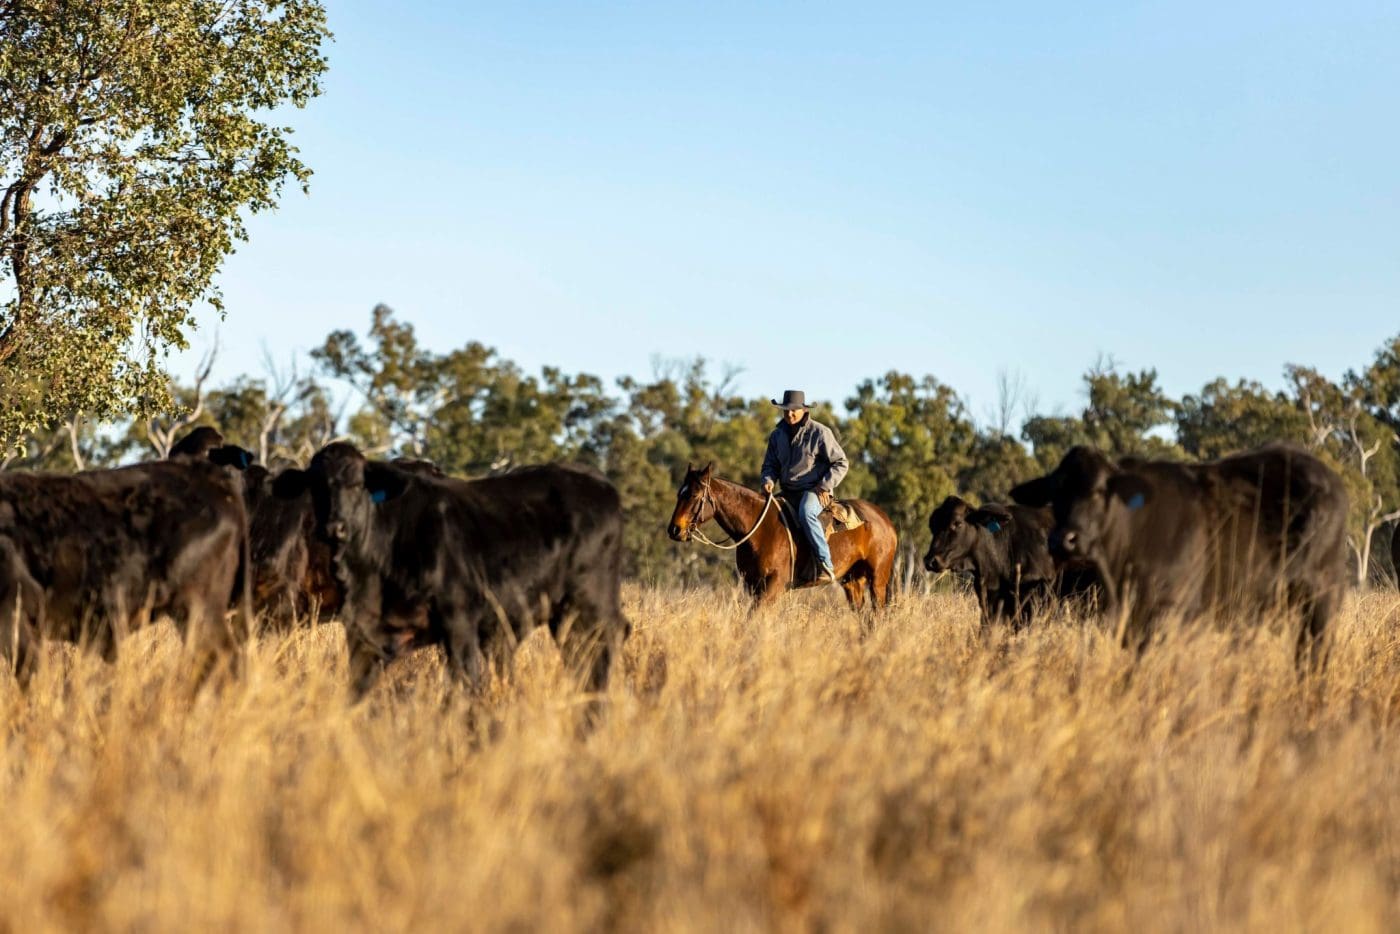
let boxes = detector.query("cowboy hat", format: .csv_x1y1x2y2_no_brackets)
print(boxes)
771,390,808,411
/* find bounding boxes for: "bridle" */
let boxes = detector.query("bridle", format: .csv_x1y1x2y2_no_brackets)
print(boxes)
682,476,776,551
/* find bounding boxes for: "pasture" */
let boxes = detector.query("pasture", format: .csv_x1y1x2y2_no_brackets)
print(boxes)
2,586,1400,931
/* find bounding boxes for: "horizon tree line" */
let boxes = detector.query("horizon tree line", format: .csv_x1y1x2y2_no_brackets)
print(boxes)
10,304,1400,589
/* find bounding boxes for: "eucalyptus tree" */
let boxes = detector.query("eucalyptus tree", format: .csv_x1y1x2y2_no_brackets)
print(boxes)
0,0,329,441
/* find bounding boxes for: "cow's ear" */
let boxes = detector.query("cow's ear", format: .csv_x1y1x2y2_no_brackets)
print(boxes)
967,506,1013,534
1108,474,1150,511
1010,475,1055,507
364,464,409,505
272,468,310,499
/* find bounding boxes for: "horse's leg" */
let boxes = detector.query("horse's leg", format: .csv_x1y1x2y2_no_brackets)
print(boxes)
747,572,783,615
867,563,882,609
842,577,866,611
871,540,896,610
759,574,785,606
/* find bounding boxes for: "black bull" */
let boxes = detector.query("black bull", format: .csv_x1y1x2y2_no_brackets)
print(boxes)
274,443,629,698
1010,444,1348,665
0,459,251,683
170,429,459,627
923,495,1100,628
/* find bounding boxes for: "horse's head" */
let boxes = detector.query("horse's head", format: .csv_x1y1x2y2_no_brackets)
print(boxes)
668,462,715,542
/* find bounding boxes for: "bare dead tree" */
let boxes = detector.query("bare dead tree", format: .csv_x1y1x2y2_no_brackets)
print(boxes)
649,354,690,386
715,362,744,398
145,340,218,459
1293,375,1337,450
282,394,352,466
1344,406,1400,585
989,368,1030,437
257,348,300,464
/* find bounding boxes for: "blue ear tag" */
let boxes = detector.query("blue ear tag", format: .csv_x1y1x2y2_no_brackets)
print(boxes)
1127,492,1145,511
986,520,1001,533
239,451,251,468
370,489,387,504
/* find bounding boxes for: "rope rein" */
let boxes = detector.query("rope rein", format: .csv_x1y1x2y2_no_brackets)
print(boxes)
689,484,777,551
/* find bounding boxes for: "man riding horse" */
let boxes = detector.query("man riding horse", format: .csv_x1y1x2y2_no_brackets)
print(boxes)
760,390,849,584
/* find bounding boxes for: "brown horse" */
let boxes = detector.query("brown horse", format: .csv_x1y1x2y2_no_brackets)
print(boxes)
667,463,899,610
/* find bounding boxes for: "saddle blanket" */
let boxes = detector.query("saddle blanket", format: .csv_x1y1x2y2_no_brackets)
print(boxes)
775,496,864,541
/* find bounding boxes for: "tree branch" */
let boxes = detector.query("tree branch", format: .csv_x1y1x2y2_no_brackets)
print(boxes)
146,339,218,457
67,414,85,471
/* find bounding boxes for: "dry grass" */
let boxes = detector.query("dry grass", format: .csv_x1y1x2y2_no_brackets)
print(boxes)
3,585,1400,932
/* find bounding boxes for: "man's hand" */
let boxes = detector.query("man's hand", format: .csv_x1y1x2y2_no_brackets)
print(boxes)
818,489,833,508
762,479,776,495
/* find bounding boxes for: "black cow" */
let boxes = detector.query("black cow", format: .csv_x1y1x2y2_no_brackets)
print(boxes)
237,455,451,627
239,464,342,627
924,495,1098,629
170,429,458,629
169,428,324,627
1010,444,1348,665
273,443,629,698
0,459,251,684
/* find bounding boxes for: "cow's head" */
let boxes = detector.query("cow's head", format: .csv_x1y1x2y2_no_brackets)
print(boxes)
169,426,225,460
668,462,715,542
924,495,1011,572
209,444,256,470
1010,446,1149,561
273,443,410,544
169,426,258,473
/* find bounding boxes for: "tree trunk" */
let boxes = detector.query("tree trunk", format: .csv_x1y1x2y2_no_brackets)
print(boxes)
1357,528,1372,588
900,543,918,593
68,417,85,471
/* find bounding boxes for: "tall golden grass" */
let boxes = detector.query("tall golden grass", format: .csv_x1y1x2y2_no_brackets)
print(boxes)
2,585,1400,931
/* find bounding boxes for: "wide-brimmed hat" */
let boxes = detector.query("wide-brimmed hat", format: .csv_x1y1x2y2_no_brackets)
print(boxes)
771,390,808,411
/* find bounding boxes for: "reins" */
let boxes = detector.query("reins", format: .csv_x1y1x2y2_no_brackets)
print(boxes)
689,483,777,551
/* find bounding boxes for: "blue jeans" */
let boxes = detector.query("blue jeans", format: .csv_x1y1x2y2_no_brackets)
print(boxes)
798,490,834,574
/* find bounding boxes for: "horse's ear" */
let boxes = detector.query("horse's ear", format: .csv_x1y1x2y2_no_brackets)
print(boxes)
701,461,713,476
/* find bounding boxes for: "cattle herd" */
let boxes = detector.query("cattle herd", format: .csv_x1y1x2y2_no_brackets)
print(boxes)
929,442,1350,669
0,427,629,695
0,429,1366,695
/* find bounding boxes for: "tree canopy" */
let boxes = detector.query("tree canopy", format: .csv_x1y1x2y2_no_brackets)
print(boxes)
16,304,1400,588
0,0,329,441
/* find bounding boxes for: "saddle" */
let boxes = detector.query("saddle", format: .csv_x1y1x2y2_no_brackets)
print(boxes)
775,495,865,585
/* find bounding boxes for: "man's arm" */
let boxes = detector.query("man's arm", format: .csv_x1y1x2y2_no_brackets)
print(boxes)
819,426,849,491
760,431,782,490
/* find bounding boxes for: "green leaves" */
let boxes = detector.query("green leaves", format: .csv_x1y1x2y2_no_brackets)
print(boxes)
0,0,329,442
842,372,975,552
1177,379,1307,460
13,301,1400,584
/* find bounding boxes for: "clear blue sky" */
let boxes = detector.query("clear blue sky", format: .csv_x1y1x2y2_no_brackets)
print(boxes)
187,1,1400,424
